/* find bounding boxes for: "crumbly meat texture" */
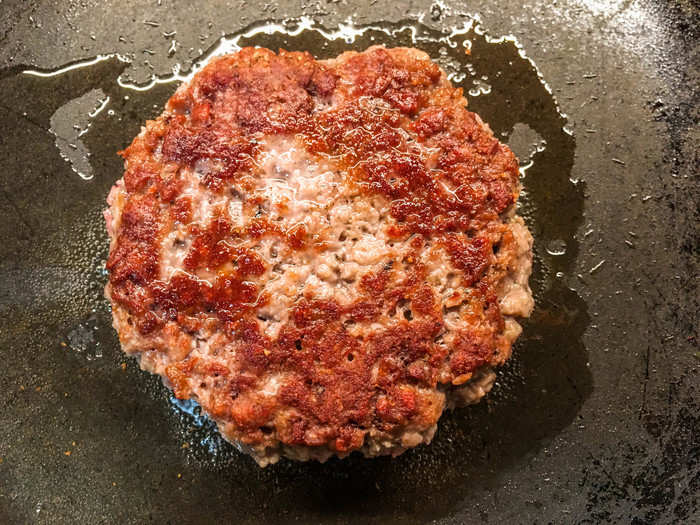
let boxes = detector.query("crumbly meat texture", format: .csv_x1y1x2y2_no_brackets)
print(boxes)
105,46,534,466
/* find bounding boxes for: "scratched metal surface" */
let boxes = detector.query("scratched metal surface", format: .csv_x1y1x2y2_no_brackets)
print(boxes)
0,1,697,523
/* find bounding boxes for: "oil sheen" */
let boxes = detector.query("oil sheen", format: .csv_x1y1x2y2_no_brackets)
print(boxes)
0,18,588,467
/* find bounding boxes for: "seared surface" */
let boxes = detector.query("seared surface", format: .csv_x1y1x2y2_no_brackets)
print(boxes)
105,46,533,464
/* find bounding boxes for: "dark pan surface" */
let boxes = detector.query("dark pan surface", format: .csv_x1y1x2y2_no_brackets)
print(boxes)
0,1,697,523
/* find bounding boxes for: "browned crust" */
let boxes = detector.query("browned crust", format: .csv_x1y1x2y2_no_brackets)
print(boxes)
105,46,530,457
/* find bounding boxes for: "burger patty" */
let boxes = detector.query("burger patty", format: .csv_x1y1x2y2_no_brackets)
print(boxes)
104,46,534,466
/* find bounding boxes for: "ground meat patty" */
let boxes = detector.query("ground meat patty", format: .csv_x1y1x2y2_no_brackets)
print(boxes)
104,46,534,466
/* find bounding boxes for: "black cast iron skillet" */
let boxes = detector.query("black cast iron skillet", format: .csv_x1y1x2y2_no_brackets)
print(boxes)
0,1,697,523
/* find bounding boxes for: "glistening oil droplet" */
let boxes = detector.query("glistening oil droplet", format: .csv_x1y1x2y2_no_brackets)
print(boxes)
546,239,567,256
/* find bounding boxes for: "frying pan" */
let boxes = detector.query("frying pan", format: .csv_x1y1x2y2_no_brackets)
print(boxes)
0,1,697,523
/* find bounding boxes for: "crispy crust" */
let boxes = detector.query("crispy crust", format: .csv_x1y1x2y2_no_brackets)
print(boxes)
105,46,533,464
